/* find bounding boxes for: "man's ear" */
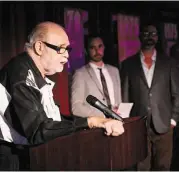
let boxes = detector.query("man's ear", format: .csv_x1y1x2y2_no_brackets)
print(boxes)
34,41,44,56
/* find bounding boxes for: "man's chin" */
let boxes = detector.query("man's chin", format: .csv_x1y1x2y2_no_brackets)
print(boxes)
45,71,56,76
56,66,64,73
143,44,155,49
92,57,103,62
45,68,63,76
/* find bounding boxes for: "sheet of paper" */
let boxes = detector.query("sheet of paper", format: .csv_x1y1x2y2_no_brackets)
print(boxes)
117,103,134,118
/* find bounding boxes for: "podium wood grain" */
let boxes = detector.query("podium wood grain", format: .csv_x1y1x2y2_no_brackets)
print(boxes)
29,116,147,170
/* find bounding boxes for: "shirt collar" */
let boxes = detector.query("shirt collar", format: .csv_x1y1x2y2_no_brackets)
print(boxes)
45,77,55,90
25,52,56,89
25,52,48,89
89,62,105,70
140,49,157,62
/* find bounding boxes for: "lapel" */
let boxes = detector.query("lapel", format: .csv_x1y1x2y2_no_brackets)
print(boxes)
135,51,164,90
106,64,118,104
150,52,163,89
135,53,149,89
85,64,104,95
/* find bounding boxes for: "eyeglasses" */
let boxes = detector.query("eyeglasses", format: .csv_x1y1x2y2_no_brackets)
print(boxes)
42,41,72,54
141,31,158,37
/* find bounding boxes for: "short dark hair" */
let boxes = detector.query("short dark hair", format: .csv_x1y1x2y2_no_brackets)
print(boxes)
85,33,104,50
140,22,158,33
84,33,105,63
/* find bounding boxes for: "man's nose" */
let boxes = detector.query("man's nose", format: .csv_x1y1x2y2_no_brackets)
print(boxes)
149,34,154,38
95,48,100,53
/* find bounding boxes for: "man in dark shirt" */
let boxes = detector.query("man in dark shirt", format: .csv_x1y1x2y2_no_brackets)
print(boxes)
0,21,124,170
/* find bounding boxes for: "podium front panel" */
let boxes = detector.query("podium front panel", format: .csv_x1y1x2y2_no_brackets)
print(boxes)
30,116,147,170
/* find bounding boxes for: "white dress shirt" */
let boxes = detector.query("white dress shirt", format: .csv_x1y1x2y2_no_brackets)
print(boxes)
40,77,61,122
140,50,156,88
89,62,115,107
140,50,176,126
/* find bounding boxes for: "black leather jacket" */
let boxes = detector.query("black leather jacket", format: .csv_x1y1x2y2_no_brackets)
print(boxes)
0,52,88,145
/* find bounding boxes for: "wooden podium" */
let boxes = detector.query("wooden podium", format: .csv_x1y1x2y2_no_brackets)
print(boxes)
29,116,147,170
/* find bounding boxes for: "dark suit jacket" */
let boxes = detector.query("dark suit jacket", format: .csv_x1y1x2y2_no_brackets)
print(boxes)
120,51,179,134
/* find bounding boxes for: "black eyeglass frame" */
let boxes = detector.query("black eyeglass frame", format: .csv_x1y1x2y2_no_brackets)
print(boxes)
42,41,72,54
141,31,158,37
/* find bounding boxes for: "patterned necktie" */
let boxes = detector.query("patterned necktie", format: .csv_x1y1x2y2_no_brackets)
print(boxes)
98,68,111,109
144,55,153,69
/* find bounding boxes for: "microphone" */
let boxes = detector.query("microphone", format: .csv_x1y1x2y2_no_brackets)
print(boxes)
86,95,124,122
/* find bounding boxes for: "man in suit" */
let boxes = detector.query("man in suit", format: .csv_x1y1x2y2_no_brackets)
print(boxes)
71,34,121,117
121,23,179,170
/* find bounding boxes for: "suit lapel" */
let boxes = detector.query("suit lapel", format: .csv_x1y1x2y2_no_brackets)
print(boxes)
85,64,103,95
136,51,163,90
106,65,118,104
150,53,162,89
135,54,149,89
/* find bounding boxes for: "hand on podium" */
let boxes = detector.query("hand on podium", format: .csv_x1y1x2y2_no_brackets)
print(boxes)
87,116,124,136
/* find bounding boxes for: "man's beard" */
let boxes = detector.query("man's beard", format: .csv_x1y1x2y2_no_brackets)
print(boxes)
143,38,156,47
91,55,103,62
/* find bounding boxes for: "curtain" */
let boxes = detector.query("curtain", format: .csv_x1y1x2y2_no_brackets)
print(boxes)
117,14,140,62
163,23,178,56
0,3,27,69
64,8,88,73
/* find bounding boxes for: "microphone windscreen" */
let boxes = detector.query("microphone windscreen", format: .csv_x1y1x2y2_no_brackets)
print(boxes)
86,95,98,105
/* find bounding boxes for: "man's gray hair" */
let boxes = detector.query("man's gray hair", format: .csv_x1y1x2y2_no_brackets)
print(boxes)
24,22,49,50
24,21,65,50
